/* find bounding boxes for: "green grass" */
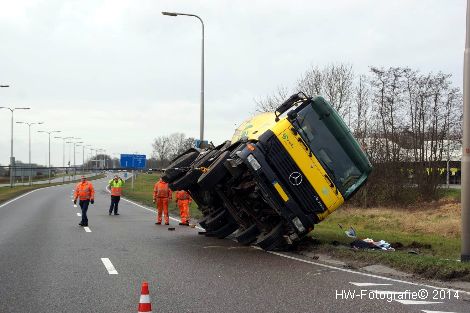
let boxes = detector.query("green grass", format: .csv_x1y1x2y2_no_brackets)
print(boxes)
438,188,461,201
308,204,470,281
121,173,202,220
0,174,106,205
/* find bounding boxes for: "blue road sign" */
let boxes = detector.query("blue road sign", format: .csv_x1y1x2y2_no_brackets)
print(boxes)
120,154,147,169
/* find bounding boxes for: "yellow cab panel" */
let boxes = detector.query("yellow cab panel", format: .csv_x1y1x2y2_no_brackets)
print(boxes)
231,112,277,143
270,117,345,220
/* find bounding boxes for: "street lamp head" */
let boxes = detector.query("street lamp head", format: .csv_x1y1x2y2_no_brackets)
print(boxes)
162,11,178,16
0,85,10,87
15,121,24,124
15,107,31,110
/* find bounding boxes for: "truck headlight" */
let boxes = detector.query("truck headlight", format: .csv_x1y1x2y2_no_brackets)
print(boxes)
292,217,305,233
247,154,261,171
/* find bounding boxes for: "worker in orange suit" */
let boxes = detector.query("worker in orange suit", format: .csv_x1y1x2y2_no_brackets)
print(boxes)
175,190,192,226
73,176,95,227
153,178,172,225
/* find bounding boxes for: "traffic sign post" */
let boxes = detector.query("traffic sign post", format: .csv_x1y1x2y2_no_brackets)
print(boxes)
120,154,146,190
120,154,146,169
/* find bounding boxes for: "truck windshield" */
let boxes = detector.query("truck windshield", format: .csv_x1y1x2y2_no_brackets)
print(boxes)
293,98,371,198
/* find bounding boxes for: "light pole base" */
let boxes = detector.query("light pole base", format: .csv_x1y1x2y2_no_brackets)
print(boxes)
461,254,470,262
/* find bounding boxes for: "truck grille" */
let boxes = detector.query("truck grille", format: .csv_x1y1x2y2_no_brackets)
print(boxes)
263,136,327,215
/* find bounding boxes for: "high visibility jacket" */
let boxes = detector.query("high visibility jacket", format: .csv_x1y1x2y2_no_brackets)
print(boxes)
153,181,172,199
74,181,95,201
176,190,192,202
109,179,124,196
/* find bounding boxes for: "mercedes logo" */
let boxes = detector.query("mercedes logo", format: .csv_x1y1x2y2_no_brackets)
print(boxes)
289,171,303,186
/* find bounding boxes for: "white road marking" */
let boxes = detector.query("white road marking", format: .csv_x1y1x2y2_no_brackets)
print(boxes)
395,300,443,305
77,213,81,216
350,282,393,287
106,186,207,229
267,251,470,296
0,189,39,208
84,227,92,232
421,310,456,313
101,258,118,274
116,185,470,298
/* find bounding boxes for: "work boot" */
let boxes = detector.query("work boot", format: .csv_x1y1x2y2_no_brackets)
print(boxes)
165,223,169,225
114,213,120,215
109,212,112,215
155,222,161,225
79,223,84,226
179,222,184,225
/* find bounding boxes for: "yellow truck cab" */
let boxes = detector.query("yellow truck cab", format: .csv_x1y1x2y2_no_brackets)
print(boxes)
163,93,372,250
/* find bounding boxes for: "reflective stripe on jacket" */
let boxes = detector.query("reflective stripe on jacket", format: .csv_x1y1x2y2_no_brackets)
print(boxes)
74,181,95,200
109,179,124,196
176,190,191,201
153,181,172,199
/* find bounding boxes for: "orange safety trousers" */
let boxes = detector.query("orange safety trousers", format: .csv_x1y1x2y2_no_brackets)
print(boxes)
156,197,169,224
177,200,190,224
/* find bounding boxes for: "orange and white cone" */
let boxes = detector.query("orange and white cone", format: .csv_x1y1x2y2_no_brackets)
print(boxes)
138,281,152,313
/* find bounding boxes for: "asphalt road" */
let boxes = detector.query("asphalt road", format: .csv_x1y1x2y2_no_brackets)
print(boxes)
0,175,469,313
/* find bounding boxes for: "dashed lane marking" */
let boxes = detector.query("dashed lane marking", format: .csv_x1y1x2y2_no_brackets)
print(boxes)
101,258,118,274
115,186,470,298
422,310,458,313
77,213,81,217
84,227,92,233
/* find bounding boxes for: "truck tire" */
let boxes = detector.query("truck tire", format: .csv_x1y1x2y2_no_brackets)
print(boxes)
210,222,239,239
256,223,284,251
235,225,260,245
197,151,230,190
169,168,200,190
161,151,199,183
204,209,230,231
197,208,223,229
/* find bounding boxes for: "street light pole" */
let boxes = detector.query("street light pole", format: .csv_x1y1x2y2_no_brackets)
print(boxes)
462,0,470,262
162,11,205,144
54,136,73,182
38,130,61,183
0,106,31,187
16,121,44,185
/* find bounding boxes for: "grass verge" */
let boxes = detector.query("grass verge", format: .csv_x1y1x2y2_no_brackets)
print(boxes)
306,199,470,281
0,174,106,205
121,173,202,219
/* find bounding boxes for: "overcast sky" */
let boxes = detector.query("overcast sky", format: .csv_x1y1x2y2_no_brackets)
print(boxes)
0,0,466,167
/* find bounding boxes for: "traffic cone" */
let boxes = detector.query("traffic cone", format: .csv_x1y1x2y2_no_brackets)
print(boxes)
138,281,152,313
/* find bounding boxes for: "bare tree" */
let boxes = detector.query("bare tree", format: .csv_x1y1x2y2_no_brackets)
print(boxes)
168,133,195,159
151,136,171,168
323,63,354,118
255,85,290,112
297,65,323,97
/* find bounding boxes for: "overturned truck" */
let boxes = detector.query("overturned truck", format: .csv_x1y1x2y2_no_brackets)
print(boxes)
163,93,372,250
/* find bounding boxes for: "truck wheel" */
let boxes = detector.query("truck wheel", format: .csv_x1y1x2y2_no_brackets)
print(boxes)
198,209,223,229
210,223,239,239
256,223,284,251
197,151,230,190
169,168,200,190
204,209,230,231
162,151,199,183
235,225,260,245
